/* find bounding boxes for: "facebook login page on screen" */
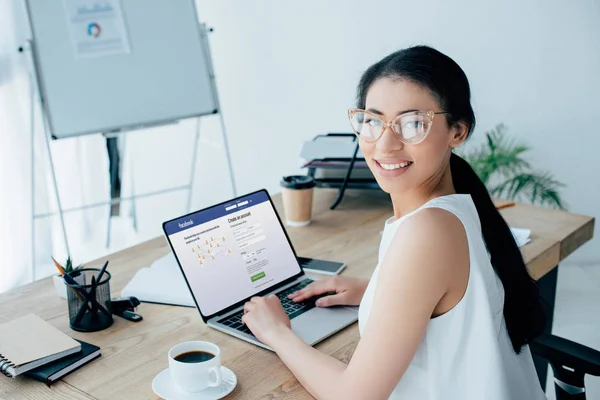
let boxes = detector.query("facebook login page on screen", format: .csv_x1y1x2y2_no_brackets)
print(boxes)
164,191,301,316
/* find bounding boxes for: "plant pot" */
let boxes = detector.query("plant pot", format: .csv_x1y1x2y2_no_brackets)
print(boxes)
53,274,68,299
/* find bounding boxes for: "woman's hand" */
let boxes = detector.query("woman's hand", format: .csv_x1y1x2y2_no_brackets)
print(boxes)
288,276,369,307
242,295,291,345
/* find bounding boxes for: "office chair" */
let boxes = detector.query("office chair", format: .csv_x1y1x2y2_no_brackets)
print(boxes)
531,334,600,399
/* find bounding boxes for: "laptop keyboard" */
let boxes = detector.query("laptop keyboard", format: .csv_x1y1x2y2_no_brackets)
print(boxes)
217,279,331,336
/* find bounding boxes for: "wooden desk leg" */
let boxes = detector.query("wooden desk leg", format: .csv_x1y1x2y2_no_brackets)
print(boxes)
533,265,558,392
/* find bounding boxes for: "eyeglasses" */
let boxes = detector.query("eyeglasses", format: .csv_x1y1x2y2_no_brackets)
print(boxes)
347,108,450,145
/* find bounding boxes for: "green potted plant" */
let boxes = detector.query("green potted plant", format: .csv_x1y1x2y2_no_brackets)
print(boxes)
52,256,82,299
459,124,566,209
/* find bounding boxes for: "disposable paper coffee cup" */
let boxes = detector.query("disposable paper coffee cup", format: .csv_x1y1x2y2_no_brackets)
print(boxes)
280,176,316,227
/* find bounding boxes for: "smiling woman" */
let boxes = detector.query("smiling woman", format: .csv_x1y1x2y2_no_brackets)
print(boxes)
241,45,547,400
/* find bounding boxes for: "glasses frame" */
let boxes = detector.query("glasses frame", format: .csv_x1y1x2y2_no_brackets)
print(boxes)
347,108,450,145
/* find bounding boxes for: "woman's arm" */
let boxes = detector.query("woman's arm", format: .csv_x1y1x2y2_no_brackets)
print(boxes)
253,208,469,400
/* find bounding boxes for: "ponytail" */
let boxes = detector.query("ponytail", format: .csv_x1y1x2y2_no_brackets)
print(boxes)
450,153,546,352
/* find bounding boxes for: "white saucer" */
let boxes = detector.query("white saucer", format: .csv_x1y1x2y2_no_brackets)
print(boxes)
152,366,237,400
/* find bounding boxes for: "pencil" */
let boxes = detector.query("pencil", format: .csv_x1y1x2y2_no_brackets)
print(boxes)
62,273,85,302
496,201,516,210
51,256,66,276
54,258,85,302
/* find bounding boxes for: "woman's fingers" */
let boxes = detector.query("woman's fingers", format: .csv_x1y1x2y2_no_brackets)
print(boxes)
244,301,255,313
288,285,317,302
315,292,347,307
289,279,337,302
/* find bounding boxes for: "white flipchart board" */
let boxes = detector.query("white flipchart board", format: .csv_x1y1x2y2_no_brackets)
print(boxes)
25,0,218,139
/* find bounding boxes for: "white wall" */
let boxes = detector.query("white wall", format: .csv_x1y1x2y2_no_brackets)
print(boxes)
193,0,600,262
4,0,600,289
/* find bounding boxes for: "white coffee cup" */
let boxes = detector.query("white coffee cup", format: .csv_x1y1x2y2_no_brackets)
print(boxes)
168,341,222,393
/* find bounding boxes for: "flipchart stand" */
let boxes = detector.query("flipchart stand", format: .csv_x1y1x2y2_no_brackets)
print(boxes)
20,24,237,279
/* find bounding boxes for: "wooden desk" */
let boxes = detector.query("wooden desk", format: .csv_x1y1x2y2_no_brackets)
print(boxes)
0,189,594,400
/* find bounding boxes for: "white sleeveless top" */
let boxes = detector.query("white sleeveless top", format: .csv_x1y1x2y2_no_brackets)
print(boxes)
358,194,547,400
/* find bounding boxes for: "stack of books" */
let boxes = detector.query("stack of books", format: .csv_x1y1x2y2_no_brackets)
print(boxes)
0,314,100,386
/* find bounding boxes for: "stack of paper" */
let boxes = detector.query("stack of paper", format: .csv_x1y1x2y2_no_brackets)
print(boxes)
299,133,377,188
121,253,195,307
510,228,531,247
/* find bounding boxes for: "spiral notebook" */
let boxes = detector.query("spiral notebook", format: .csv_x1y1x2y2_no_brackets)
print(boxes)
0,314,81,378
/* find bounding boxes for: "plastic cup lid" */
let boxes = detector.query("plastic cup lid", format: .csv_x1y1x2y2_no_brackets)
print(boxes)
280,175,316,190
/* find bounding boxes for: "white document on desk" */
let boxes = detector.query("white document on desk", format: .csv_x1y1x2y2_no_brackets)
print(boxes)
511,227,531,247
121,253,195,307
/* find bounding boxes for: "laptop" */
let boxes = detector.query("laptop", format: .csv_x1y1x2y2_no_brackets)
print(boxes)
162,189,358,350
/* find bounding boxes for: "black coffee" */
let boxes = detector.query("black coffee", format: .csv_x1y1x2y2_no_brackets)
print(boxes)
174,350,215,363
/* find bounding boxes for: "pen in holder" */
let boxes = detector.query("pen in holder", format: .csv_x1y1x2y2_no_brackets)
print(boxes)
64,268,113,332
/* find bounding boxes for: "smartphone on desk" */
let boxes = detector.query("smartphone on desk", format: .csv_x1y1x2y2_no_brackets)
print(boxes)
298,257,346,275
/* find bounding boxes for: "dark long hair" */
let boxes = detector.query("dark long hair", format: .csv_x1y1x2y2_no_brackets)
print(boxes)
356,45,546,353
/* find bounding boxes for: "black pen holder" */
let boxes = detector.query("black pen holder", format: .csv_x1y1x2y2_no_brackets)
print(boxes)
65,268,113,332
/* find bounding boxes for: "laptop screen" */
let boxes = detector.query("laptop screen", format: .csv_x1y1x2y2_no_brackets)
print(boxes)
163,191,302,316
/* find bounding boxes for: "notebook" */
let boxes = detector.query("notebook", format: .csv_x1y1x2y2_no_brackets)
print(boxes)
25,339,100,386
121,253,195,307
0,314,81,378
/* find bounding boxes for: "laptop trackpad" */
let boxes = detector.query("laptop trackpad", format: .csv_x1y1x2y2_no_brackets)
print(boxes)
291,306,358,345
